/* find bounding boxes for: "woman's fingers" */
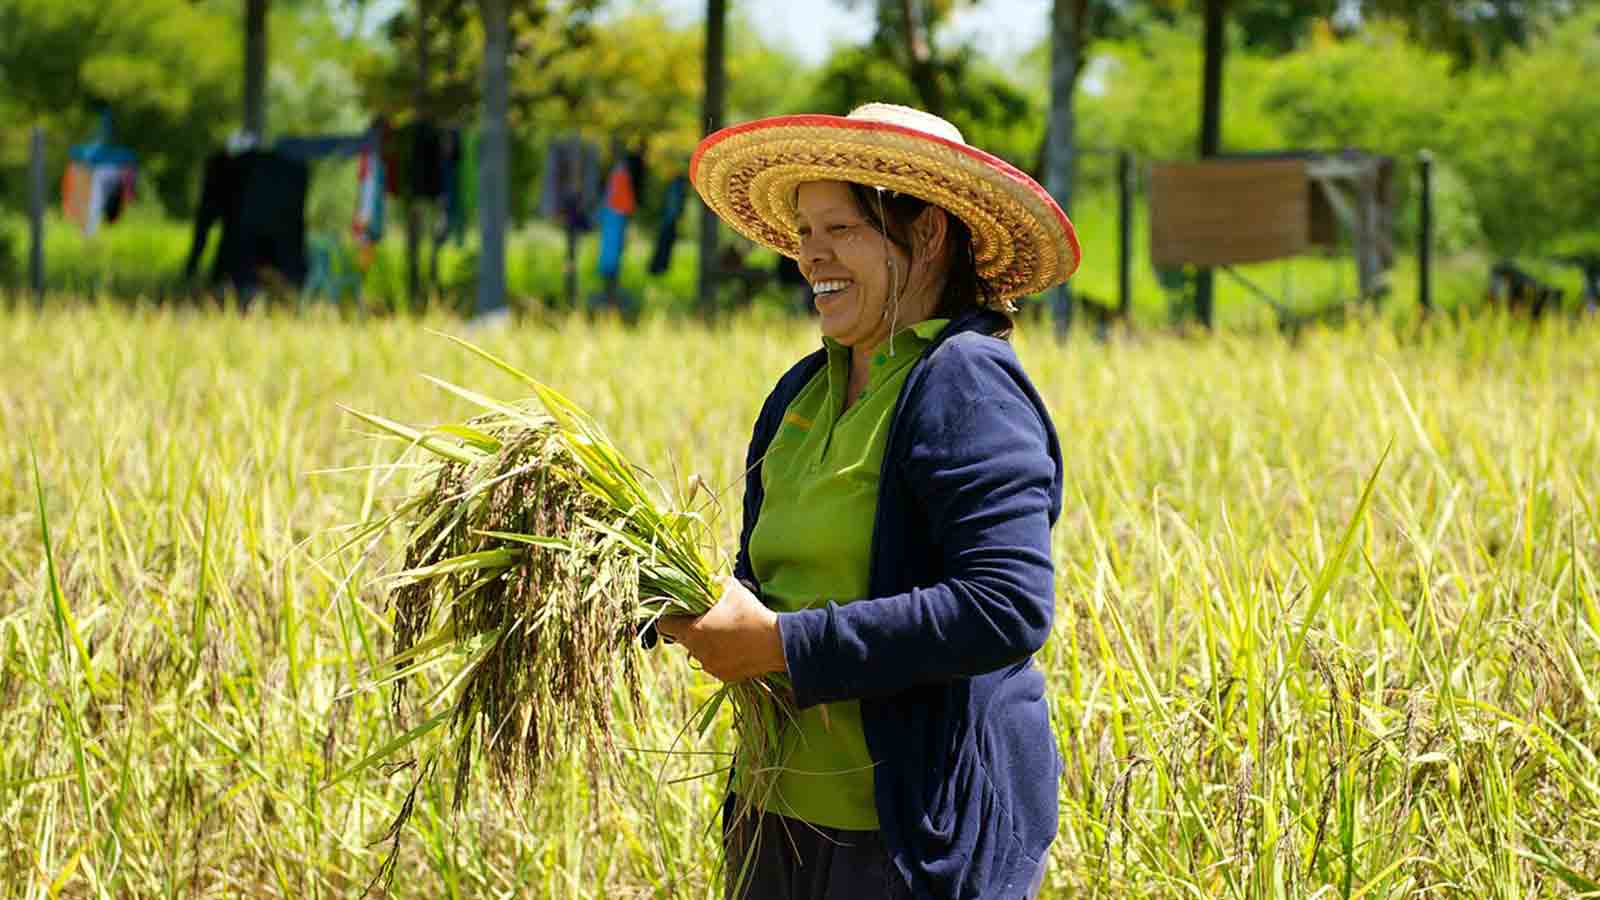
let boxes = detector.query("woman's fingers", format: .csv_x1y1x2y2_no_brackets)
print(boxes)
649,579,785,682
654,613,699,641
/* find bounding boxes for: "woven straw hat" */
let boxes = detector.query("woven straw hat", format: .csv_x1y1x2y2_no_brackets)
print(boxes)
690,103,1081,302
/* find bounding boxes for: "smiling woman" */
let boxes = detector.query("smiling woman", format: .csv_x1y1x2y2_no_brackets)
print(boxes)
664,103,1080,899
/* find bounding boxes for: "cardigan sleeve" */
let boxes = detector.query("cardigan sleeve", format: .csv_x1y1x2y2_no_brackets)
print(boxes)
777,337,1060,708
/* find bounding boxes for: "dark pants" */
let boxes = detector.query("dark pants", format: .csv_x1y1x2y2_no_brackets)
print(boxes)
724,803,914,900
723,800,1046,899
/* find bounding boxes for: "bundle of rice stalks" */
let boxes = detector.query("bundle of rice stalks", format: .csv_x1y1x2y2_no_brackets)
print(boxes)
330,335,789,886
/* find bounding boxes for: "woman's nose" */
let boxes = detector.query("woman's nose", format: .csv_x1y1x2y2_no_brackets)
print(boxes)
799,233,830,270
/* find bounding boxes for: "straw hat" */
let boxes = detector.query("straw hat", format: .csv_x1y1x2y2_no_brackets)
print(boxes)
690,103,1081,302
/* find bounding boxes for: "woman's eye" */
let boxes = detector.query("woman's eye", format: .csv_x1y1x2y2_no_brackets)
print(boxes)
828,224,851,234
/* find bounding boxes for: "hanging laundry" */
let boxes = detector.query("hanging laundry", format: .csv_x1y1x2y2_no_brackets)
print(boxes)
379,121,448,200
352,144,386,265
595,158,637,281
61,163,93,230
184,149,309,301
459,129,480,232
274,126,377,163
539,136,601,233
95,166,134,225
62,120,138,237
437,128,468,246
649,174,689,276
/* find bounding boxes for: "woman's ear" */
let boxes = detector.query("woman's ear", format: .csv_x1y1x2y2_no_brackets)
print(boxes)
909,208,954,286
912,206,950,259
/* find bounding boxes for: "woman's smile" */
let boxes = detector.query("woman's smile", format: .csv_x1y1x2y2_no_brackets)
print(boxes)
812,279,855,310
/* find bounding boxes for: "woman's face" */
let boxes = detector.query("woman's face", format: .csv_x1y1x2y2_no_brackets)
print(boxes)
794,180,912,350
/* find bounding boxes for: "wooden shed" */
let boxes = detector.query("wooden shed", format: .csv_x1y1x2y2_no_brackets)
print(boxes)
1149,151,1397,297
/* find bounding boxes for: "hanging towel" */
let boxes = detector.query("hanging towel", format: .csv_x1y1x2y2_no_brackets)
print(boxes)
539,136,600,232
649,174,689,275
596,206,628,280
62,162,93,230
440,128,467,245
603,160,636,216
353,145,386,261
595,159,636,280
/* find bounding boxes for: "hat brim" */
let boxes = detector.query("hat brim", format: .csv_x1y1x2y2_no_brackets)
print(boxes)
691,114,1081,301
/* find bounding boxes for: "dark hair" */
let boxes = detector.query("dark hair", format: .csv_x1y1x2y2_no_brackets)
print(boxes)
844,183,1009,331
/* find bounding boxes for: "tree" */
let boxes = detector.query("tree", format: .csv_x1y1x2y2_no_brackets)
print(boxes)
1044,1,1085,329
831,0,981,118
478,0,509,316
245,0,268,137
699,0,726,312
1357,0,1579,67
1193,0,1225,326
356,0,608,314
0,0,242,212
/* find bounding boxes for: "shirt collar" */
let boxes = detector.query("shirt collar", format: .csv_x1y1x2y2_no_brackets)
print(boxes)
821,317,951,360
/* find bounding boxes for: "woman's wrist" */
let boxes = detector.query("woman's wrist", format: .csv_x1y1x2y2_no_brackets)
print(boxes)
767,610,790,676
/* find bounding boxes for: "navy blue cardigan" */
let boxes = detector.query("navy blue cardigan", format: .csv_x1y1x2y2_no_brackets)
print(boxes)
733,309,1064,900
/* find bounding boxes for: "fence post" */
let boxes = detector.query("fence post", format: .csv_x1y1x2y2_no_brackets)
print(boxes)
29,126,46,305
1118,149,1132,320
1418,150,1433,313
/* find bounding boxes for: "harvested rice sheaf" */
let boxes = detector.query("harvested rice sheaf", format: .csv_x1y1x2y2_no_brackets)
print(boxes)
338,336,789,888
390,418,646,806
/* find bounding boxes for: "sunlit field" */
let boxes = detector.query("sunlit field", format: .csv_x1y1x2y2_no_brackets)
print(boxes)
3,300,1598,898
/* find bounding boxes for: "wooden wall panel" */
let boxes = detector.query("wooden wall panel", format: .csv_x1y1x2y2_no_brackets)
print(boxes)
1148,159,1311,267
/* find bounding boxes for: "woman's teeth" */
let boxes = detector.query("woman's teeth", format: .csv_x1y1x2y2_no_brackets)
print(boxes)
814,280,851,296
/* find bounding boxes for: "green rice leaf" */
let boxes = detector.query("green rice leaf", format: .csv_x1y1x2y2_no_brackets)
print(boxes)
385,547,521,586
1290,440,1391,665
430,424,501,453
419,373,550,424
696,686,729,737
340,405,481,465
324,708,452,788
472,530,576,552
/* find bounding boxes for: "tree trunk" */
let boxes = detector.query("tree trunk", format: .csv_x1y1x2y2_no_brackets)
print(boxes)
407,0,431,310
1045,0,1084,336
476,0,509,317
697,0,727,313
1200,0,1226,157
1194,0,1227,328
899,0,945,117
244,0,268,139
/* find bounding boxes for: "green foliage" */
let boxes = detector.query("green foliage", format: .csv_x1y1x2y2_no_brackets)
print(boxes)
804,44,1041,172
1076,20,1288,161
353,0,604,123
0,0,379,219
0,227,15,285
1449,9,1600,255
1360,0,1580,67
1077,10,1600,257
0,0,239,213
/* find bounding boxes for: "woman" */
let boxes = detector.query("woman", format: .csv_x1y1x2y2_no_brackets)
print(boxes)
657,103,1080,900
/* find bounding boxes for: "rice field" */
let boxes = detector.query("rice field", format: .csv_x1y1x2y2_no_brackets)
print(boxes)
3,299,1598,898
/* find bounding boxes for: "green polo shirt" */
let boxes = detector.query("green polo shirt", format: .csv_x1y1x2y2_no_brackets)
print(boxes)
742,318,949,830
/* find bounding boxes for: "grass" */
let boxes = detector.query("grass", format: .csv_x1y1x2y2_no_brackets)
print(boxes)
2,298,1598,897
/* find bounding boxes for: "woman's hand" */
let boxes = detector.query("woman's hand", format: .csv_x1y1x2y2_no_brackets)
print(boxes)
656,576,788,683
